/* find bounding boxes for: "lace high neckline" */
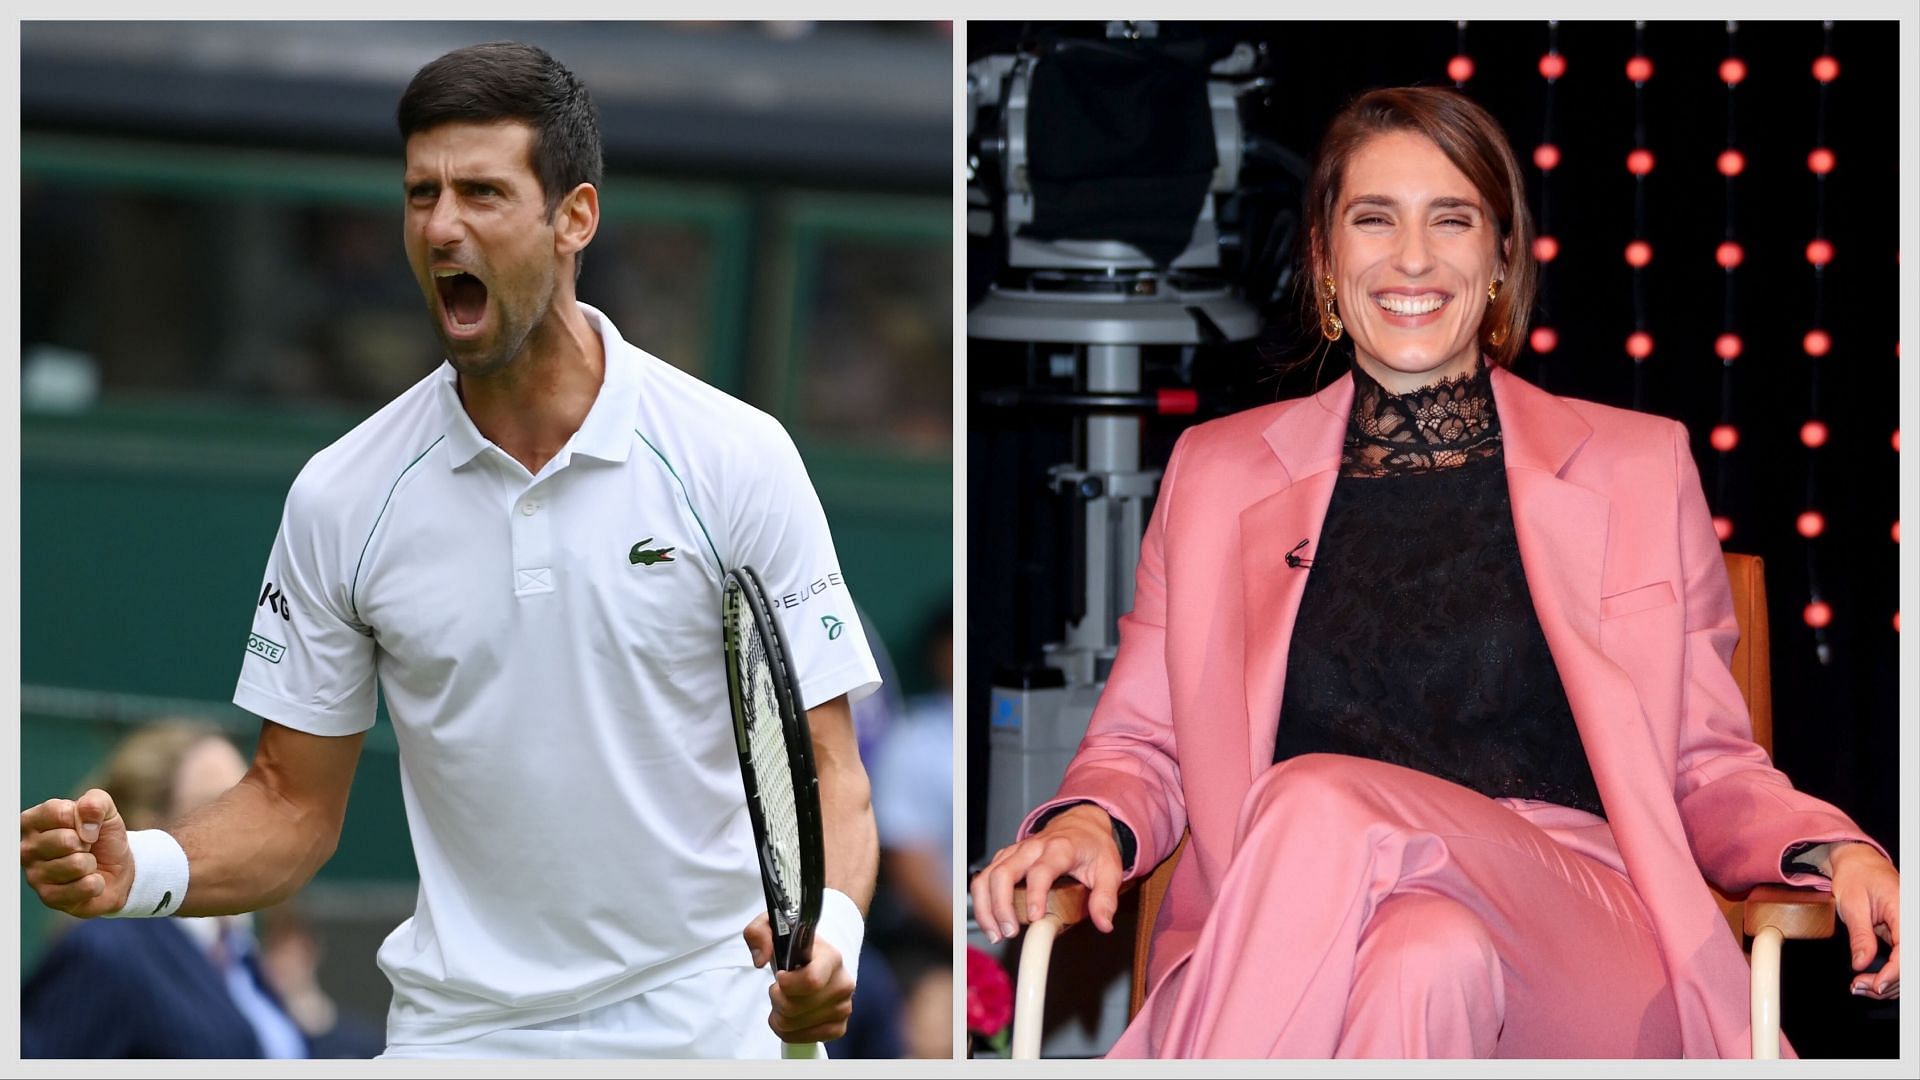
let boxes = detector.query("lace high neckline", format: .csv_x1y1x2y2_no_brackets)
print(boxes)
1343,360,1501,477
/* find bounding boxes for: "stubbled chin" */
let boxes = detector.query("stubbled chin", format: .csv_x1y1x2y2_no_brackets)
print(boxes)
444,346,515,379
435,318,492,366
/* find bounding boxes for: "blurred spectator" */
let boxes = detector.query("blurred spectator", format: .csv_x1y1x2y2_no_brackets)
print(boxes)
21,723,311,1058
850,601,907,766
867,605,955,1057
257,905,387,1058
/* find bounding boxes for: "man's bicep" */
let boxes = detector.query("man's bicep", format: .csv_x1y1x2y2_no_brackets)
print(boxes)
248,720,366,825
806,694,878,916
165,718,367,912
804,695,859,766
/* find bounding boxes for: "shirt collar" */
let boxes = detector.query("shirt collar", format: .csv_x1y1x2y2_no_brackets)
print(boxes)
435,301,639,470
1348,355,1496,430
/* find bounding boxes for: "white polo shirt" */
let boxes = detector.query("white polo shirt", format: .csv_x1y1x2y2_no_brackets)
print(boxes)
233,303,881,1046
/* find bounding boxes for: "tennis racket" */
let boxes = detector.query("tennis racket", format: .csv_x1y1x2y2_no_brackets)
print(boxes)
722,565,827,1059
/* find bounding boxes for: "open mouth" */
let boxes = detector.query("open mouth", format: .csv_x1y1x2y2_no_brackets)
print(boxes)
1373,292,1451,317
434,269,490,335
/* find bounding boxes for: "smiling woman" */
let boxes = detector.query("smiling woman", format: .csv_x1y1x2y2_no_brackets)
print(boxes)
1304,87,1534,393
973,84,1900,1060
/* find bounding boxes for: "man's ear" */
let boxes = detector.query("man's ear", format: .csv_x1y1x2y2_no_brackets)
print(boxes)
554,182,600,261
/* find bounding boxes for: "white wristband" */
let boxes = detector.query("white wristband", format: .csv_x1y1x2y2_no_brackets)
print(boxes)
815,888,865,986
103,829,189,918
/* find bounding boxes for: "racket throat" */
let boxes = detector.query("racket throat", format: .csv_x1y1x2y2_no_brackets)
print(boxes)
778,923,816,972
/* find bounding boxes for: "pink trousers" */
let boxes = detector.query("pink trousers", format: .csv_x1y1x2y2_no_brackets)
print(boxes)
1114,754,1686,1058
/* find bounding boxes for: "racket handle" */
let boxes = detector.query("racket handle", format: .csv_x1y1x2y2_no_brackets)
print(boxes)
781,1040,824,1059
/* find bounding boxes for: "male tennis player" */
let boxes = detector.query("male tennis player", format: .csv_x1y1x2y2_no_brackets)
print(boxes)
19,42,883,1059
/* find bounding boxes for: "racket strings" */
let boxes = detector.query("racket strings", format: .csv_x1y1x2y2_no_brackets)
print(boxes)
744,624,803,932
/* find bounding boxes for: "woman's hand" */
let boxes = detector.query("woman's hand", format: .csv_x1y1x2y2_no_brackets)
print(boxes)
970,803,1125,944
1826,842,1900,999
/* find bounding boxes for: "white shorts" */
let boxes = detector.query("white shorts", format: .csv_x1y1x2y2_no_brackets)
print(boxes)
378,961,820,1059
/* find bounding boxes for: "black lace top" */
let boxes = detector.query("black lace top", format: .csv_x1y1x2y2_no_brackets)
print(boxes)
1272,361,1606,817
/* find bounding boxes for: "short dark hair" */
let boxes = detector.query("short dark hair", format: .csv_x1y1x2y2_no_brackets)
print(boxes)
397,41,603,222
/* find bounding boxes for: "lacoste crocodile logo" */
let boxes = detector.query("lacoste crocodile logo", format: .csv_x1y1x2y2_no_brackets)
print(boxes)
628,538,676,566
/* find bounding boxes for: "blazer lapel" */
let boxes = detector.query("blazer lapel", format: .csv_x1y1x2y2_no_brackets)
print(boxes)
1240,376,1351,777
1492,367,1609,655
1490,366,1659,827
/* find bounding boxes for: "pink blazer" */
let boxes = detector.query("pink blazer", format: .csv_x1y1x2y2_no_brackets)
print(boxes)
1021,366,1886,1058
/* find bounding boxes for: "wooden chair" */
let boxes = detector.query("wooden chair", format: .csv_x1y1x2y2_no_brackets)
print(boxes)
1008,552,1836,1059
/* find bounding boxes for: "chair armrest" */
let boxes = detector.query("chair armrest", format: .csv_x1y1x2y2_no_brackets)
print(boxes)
1744,884,1836,940
1744,885,1834,1059
1003,882,1090,1059
996,864,1157,1057
1011,881,1092,930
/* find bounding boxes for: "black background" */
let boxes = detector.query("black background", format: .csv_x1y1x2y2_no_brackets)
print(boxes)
968,20,1901,1057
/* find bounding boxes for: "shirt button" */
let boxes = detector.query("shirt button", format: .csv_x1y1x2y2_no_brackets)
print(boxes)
520,502,539,516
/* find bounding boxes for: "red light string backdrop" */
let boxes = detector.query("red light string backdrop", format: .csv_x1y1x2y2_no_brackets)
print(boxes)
1529,22,1562,373
1709,23,1742,542
1449,21,1473,88
1798,21,1836,661
1429,21,1882,650
1622,22,1653,408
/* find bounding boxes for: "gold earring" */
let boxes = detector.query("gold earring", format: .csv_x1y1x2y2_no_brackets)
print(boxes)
1488,278,1502,303
1320,275,1344,342
1488,324,1509,347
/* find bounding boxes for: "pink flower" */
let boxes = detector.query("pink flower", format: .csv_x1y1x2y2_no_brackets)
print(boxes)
966,944,1014,1037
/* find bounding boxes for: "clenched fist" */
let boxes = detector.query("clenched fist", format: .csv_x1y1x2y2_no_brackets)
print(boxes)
742,913,855,1045
20,789,134,918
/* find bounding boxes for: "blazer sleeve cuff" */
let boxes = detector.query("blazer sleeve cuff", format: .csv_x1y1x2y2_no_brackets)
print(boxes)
1776,834,1894,888
1026,800,1139,873
1019,794,1154,880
